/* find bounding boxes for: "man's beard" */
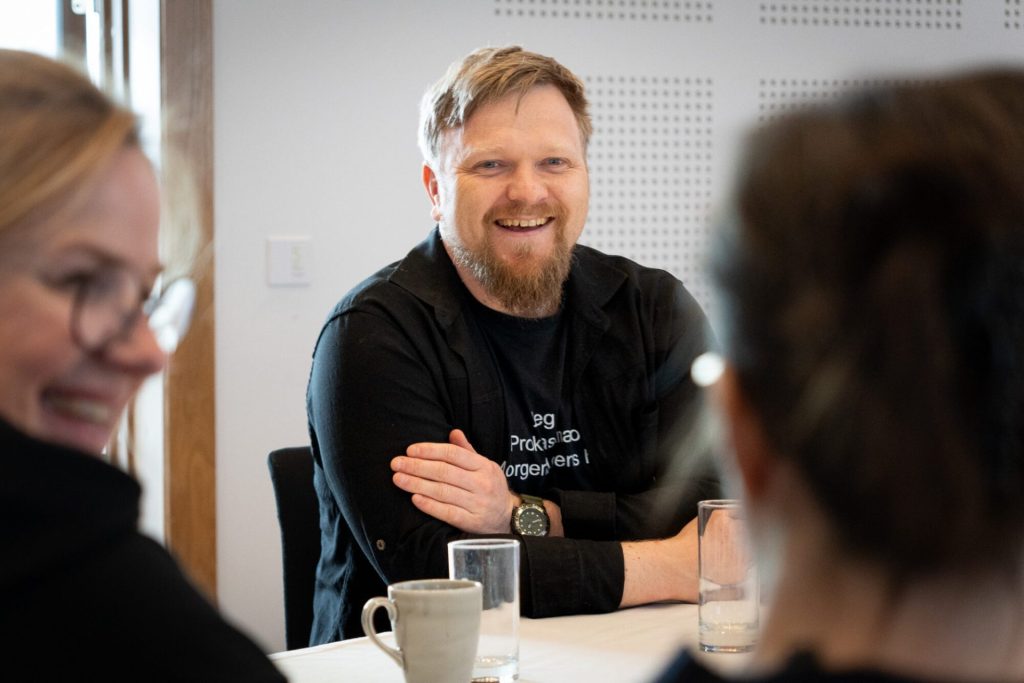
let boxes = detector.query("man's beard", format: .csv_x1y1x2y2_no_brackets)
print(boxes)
449,203,575,318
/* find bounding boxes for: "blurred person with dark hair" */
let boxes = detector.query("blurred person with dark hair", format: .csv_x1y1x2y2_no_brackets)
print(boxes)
654,70,1024,682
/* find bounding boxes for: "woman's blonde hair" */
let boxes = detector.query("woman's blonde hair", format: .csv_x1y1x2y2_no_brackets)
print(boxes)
0,49,138,237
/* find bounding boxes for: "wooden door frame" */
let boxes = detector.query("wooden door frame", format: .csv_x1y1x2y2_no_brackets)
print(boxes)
160,0,217,600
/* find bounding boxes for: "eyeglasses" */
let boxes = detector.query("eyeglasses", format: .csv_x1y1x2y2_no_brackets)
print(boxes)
70,268,196,355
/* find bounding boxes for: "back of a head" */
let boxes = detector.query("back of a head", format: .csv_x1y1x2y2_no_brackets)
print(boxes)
417,45,591,166
0,49,137,240
714,70,1024,579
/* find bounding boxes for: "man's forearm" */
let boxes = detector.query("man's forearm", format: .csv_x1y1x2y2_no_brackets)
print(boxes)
619,516,699,607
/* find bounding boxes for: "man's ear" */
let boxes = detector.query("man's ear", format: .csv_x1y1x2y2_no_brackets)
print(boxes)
422,164,442,222
714,364,777,502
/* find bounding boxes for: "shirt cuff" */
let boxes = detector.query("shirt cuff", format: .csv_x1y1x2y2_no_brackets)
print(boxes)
550,489,617,540
519,536,624,617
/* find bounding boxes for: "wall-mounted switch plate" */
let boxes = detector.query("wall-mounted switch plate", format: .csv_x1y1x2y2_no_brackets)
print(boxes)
267,236,312,286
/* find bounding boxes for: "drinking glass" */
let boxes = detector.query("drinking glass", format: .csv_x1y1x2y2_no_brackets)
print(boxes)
448,539,520,682
698,499,758,653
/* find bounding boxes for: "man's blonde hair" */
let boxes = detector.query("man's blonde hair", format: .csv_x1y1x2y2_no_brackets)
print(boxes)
418,46,591,166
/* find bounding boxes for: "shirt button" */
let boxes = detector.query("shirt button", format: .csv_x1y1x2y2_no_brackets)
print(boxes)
375,539,386,551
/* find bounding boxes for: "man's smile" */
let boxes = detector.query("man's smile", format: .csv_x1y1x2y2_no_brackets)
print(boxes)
495,217,554,231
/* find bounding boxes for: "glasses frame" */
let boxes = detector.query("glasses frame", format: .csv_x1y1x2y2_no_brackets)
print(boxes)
69,271,196,355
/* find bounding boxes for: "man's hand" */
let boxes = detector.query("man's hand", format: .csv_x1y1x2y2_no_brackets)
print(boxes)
391,429,517,534
619,516,700,607
700,507,753,587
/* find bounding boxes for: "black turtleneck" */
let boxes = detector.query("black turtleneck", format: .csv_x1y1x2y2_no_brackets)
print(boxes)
0,419,285,682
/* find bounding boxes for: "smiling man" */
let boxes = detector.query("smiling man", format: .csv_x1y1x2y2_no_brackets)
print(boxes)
306,46,719,645
427,82,586,319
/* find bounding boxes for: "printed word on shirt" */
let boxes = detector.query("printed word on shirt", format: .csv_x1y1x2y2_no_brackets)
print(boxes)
501,412,590,483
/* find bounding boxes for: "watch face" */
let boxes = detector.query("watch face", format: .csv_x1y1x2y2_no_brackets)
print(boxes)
516,506,548,536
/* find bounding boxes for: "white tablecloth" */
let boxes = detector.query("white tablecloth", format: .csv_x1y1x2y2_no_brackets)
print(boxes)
270,603,751,682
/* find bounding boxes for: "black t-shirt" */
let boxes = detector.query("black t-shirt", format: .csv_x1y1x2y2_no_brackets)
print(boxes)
470,298,597,497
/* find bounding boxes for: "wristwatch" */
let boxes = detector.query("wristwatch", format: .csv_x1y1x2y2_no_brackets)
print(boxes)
511,494,550,537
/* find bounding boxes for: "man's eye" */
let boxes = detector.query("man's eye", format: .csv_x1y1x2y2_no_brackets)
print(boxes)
543,158,567,167
476,160,502,170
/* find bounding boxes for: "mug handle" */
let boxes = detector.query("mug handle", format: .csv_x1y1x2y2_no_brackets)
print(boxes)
361,597,402,668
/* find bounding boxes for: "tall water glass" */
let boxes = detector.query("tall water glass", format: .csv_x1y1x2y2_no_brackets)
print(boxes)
698,499,758,653
448,539,520,682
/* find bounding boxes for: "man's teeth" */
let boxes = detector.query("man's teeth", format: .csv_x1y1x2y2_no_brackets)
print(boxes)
497,218,550,228
47,396,112,424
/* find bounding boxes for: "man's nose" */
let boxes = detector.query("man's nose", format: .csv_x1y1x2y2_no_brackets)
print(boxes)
506,165,548,205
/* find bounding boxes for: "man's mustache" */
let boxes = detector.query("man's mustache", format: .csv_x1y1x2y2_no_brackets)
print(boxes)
483,201,567,223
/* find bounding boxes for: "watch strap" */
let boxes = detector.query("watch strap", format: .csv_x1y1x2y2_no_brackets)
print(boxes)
519,493,545,508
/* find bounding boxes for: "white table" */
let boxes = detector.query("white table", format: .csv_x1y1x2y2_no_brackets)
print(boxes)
270,603,751,682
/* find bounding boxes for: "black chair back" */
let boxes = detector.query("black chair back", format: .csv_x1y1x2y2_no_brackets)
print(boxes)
267,446,320,650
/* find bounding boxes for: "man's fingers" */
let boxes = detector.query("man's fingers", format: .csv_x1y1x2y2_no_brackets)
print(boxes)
449,429,477,453
392,471,472,508
392,432,511,535
410,493,471,529
391,455,475,490
405,440,484,469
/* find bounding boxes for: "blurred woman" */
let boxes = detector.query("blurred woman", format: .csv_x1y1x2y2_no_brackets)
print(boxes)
657,71,1024,682
0,49,285,681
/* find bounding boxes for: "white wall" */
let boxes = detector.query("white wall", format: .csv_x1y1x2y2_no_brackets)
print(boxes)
213,0,1024,652
0,0,57,55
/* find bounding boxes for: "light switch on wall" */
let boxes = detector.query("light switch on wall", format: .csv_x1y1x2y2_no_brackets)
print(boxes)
266,236,313,286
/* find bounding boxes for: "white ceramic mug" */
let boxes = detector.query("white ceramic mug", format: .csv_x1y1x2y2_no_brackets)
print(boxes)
362,578,482,683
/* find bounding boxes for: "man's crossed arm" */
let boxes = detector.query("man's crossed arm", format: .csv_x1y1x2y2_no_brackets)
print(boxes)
390,429,699,607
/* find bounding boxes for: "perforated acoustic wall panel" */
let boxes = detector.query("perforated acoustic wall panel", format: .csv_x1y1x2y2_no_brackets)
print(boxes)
493,0,713,23
759,1,962,30
581,74,715,306
1007,0,1024,29
757,77,923,125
